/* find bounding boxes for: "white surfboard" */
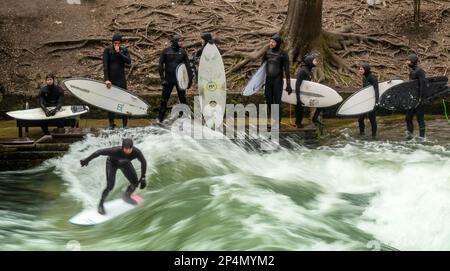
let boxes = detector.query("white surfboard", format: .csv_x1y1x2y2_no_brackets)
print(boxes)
6,105,89,120
281,79,343,107
242,62,267,96
62,78,149,116
69,195,144,226
176,63,189,90
198,43,226,127
336,80,404,116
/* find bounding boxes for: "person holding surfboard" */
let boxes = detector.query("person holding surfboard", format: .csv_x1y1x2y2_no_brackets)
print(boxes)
103,32,131,129
294,54,323,128
38,73,65,135
262,34,292,124
191,32,215,81
358,63,379,138
80,139,147,215
158,34,193,122
405,53,426,138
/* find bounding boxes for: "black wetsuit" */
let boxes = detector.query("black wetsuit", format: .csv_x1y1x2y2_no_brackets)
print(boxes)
294,56,322,126
38,84,65,134
405,56,426,137
158,39,193,122
262,38,291,123
83,146,147,207
294,60,313,126
358,65,379,137
103,45,132,127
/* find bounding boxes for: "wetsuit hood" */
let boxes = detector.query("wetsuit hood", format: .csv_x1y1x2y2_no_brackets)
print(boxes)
201,32,213,44
361,63,371,75
171,34,184,49
304,55,316,69
122,138,133,149
407,54,418,68
112,33,123,43
270,34,282,51
46,73,55,87
46,73,55,80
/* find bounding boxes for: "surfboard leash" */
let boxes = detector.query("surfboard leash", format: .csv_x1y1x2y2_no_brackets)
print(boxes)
442,100,450,124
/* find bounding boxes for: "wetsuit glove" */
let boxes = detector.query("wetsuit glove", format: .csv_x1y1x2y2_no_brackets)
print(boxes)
49,109,57,116
80,159,89,167
161,80,169,87
44,108,51,117
286,85,293,95
139,176,146,189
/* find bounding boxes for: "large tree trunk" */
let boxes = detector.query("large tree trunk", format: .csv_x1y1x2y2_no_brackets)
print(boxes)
281,0,323,63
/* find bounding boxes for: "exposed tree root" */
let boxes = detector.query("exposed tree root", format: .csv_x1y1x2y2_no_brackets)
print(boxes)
28,0,449,95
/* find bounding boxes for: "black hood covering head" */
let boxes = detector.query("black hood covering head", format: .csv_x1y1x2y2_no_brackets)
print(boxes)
270,34,282,50
304,55,317,68
46,73,55,86
201,32,213,44
112,32,123,43
46,73,55,80
407,53,418,67
171,34,184,49
122,138,133,149
361,63,371,75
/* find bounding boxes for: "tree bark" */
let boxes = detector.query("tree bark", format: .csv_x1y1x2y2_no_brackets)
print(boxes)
281,0,323,63
413,0,421,29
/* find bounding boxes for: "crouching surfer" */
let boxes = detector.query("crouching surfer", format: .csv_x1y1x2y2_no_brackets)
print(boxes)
80,138,147,215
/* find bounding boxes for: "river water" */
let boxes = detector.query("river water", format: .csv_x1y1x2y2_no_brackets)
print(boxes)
1,118,450,251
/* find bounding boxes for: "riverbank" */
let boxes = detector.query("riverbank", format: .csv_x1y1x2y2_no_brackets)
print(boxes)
1,114,448,140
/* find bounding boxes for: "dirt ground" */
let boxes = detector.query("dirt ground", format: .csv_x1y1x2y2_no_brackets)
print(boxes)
0,0,449,97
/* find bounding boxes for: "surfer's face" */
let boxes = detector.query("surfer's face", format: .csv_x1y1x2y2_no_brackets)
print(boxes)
46,78,54,86
406,60,411,66
313,58,318,66
201,39,206,47
123,147,133,155
178,40,184,48
269,39,277,49
358,67,365,75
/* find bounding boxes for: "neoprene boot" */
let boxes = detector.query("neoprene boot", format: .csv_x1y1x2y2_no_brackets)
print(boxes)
419,128,426,138
122,185,138,205
98,202,106,215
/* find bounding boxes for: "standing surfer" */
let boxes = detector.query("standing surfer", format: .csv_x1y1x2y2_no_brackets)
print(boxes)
158,34,193,122
358,63,379,138
80,139,147,215
294,54,323,128
191,32,214,81
103,32,132,129
262,34,292,125
405,53,426,139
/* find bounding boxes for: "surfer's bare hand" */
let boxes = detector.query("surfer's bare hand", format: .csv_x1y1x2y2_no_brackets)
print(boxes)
114,44,120,53
105,80,112,89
